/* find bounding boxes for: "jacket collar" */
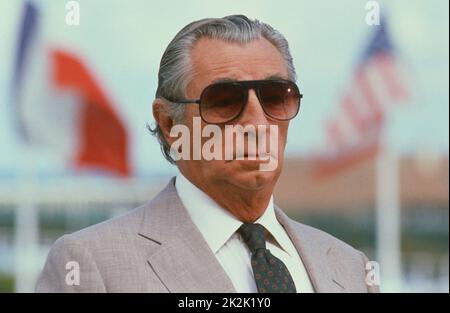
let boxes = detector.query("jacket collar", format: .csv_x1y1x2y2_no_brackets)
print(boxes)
138,177,235,292
138,177,346,292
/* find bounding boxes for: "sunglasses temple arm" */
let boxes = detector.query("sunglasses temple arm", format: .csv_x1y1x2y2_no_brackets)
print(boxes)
163,98,201,105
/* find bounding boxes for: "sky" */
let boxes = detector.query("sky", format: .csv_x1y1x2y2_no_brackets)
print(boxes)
0,0,448,177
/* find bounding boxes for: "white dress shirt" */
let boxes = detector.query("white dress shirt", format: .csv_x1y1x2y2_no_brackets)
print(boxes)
175,173,314,293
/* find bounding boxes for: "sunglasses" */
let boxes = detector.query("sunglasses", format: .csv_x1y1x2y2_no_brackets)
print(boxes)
164,79,303,124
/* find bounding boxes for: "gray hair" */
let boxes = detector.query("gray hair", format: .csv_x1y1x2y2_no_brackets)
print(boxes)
148,14,297,164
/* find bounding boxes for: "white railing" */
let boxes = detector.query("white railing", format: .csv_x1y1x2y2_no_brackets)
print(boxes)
0,176,170,292
0,176,448,292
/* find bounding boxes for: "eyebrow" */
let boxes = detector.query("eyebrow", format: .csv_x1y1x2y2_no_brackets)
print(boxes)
210,77,237,84
264,74,289,81
210,73,289,84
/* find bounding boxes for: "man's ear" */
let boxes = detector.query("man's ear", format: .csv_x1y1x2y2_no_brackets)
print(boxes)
152,99,175,146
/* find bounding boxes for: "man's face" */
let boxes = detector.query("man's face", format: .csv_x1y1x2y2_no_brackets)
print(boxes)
176,37,291,193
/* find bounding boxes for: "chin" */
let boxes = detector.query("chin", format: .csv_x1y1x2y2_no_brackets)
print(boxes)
225,160,279,190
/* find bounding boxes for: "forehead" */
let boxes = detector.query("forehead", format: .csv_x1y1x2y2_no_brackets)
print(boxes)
188,37,288,94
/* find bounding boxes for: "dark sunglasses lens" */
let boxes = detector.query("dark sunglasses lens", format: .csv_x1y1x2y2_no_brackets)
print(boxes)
259,81,300,120
200,83,246,123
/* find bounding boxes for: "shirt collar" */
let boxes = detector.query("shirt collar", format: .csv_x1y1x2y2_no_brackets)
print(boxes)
254,200,293,256
175,172,290,254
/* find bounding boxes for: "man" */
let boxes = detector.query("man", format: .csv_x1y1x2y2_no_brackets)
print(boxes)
36,15,379,293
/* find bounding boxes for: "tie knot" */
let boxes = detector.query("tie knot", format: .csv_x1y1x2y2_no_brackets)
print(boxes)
238,223,266,253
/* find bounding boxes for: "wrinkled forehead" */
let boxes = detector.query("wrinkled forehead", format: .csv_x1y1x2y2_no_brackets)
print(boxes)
187,37,289,96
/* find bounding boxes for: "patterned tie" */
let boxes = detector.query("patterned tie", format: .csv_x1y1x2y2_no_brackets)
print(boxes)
238,223,297,293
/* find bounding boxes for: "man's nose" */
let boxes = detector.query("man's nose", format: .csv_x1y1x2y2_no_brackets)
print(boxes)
237,89,269,126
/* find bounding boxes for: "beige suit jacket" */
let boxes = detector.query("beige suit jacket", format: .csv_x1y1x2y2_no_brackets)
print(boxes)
35,177,379,293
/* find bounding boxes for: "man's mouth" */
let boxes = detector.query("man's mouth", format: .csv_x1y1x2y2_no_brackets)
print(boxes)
234,151,273,160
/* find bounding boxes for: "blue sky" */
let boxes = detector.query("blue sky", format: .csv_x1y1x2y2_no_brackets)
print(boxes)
0,0,448,176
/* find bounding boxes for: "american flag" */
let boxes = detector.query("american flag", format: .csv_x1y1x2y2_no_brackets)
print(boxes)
314,16,410,178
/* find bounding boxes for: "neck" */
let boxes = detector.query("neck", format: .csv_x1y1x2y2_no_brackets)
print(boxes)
188,176,275,223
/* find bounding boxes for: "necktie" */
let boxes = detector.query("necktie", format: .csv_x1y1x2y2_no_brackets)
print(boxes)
238,223,297,293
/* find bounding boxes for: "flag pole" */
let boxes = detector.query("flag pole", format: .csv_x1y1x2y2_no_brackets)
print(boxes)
14,145,40,293
375,127,402,292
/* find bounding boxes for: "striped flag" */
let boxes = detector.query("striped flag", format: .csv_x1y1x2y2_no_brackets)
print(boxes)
11,1,131,176
314,16,409,178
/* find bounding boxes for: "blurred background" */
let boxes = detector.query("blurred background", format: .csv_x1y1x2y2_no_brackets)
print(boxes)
0,0,448,293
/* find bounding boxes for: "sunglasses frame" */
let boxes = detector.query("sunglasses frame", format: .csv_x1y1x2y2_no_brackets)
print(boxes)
164,79,303,124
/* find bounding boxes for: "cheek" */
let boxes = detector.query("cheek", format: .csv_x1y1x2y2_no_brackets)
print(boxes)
184,106,200,122
272,122,289,150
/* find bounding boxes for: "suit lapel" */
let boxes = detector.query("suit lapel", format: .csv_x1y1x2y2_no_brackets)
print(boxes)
138,177,235,293
138,176,348,293
274,206,347,292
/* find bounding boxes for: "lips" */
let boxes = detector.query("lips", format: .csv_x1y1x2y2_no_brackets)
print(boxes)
234,151,272,160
